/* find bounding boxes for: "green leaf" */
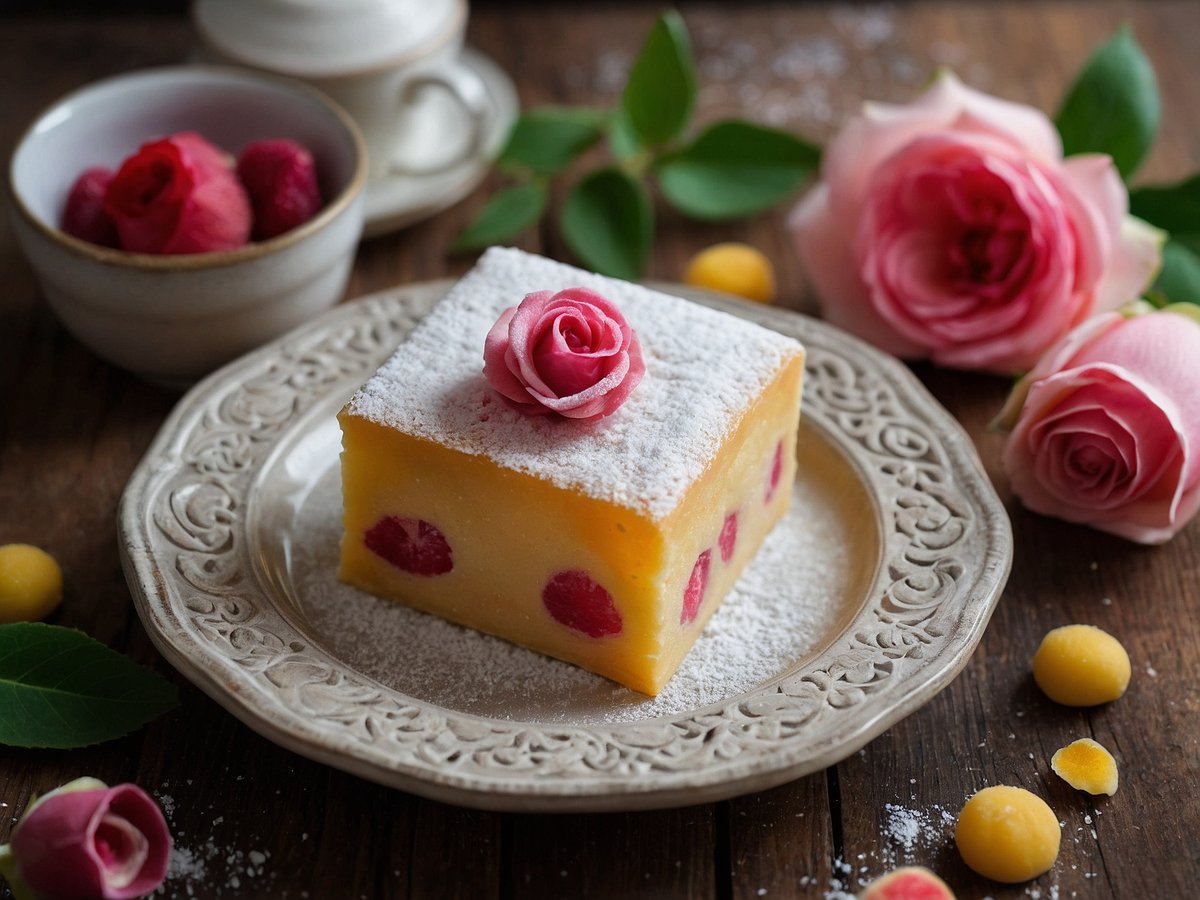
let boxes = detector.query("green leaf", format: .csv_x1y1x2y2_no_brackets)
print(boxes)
1130,174,1200,255
0,622,178,749
620,11,697,148
451,182,548,253
656,120,821,220
608,104,644,164
498,108,607,176
1147,240,1200,306
1054,27,1160,181
560,167,653,280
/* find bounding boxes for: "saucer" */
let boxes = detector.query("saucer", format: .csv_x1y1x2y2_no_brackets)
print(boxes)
362,47,517,237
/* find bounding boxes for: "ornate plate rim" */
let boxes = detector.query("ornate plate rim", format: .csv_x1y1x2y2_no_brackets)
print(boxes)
118,279,1012,812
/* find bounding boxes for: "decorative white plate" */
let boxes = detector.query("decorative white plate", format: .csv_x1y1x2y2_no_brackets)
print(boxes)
119,280,1012,812
361,48,517,237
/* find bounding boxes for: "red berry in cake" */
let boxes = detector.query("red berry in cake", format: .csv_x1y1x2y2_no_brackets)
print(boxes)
61,167,119,248
237,138,323,240
364,516,453,576
859,866,956,900
542,570,622,637
765,440,784,503
681,549,712,625
718,512,738,564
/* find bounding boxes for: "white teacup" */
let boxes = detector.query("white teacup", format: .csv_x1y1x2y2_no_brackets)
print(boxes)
192,0,489,181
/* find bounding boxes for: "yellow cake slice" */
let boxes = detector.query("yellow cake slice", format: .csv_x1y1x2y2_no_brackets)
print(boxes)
338,247,805,695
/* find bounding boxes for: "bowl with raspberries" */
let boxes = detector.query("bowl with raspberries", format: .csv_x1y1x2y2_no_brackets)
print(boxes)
9,65,367,385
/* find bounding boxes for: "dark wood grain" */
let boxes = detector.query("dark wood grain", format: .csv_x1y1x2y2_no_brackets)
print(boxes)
2,4,1199,899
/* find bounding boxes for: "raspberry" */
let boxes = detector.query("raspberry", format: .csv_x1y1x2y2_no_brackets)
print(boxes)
61,168,119,248
542,570,622,637
718,512,738,564
364,516,453,576
237,138,323,240
681,549,712,625
860,866,956,900
765,440,784,503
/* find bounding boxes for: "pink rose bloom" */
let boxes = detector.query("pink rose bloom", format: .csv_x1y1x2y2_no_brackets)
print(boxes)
789,71,1162,373
104,131,251,254
483,287,646,420
0,777,170,900
996,305,1200,544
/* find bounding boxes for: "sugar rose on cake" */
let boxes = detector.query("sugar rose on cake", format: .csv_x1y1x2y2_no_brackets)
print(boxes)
337,248,805,695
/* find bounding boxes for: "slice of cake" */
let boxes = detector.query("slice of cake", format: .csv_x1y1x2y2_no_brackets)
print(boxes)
338,247,805,695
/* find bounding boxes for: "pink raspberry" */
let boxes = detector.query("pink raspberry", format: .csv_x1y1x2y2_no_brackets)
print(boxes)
765,440,785,503
681,549,712,625
237,138,323,240
542,570,622,637
364,516,453,576
719,512,738,564
61,167,119,248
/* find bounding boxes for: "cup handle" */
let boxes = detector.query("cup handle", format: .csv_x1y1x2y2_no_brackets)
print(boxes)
390,64,490,176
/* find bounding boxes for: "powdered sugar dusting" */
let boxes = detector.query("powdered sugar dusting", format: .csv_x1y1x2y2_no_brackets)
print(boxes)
344,247,803,520
277,420,868,725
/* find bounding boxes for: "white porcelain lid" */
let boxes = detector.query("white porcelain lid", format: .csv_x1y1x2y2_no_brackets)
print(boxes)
192,0,465,78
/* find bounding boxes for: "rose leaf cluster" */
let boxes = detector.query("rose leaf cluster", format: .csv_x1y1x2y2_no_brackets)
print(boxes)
453,11,820,280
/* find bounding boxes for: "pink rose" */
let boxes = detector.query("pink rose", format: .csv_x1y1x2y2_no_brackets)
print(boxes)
996,305,1200,544
789,71,1162,373
483,287,646,420
0,777,171,900
104,131,251,254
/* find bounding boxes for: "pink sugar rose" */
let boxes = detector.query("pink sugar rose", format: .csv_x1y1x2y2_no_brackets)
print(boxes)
789,71,1162,373
995,305,1200,544
104,131,251,254
483,287,645,420
0,777,171,900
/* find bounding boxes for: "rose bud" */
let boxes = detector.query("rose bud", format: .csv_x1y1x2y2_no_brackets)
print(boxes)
788,71,1162,374
995,304,1200,544
0,777,171,900
104,131,251,254
237,138,323,241
60,168,120,248
483,287,646,421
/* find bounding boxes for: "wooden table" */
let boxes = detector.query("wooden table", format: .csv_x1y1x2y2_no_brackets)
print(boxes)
2,3,1198,898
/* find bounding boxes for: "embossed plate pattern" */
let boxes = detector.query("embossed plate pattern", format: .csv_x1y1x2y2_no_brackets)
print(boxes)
119,281,1012,812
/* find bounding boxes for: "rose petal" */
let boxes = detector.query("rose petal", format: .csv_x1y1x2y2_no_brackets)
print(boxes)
789,183,925,357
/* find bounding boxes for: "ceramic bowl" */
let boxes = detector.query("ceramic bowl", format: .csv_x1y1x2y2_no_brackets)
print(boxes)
9,66,368,386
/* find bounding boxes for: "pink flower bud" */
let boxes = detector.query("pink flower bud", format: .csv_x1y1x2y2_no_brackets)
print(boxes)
483,287,646,420
6,779,171,899
104,131,251,254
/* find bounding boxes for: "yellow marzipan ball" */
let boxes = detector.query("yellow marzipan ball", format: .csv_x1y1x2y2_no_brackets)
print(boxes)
1032,624,1131,706
682,243,777,304
0,543,64,623
955,785,1060,883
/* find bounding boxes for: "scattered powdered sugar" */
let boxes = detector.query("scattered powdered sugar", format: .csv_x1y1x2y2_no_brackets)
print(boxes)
280,420,863,725
879,801,957,868
344,247,803,521
153,783,276,899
